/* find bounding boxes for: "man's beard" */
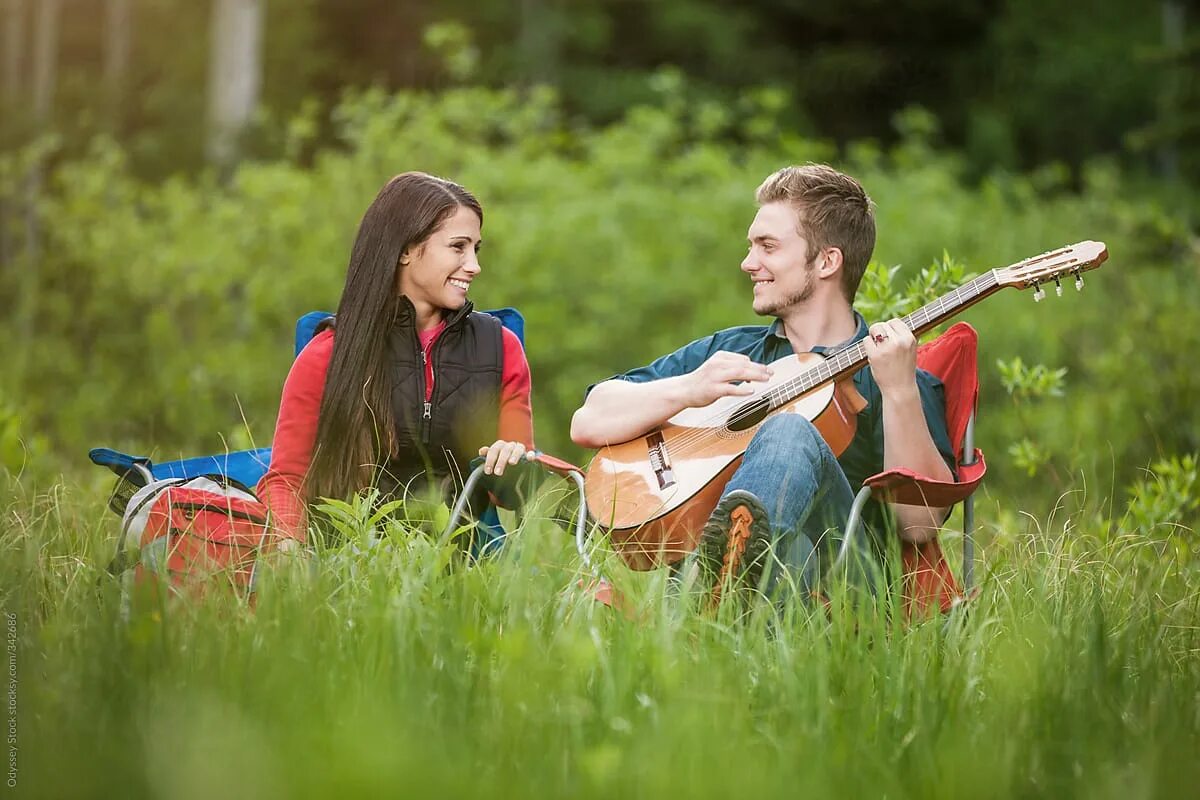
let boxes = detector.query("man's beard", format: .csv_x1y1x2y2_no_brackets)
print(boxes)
754,266,816,317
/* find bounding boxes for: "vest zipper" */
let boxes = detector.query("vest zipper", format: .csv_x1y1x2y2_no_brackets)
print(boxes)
419,346,432,443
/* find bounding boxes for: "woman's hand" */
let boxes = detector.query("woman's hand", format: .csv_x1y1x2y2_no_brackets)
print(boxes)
478,440,535,476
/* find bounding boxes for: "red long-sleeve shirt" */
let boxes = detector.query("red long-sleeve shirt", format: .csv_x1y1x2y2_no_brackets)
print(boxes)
256,325,534,542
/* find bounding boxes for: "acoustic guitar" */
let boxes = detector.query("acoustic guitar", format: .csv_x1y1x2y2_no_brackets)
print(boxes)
584,240,1109,570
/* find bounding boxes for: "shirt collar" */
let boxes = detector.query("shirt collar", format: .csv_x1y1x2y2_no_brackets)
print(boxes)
768,310,870,355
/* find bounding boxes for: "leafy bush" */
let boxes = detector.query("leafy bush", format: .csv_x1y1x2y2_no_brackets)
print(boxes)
3,86,1197,513
1125,454,1199,536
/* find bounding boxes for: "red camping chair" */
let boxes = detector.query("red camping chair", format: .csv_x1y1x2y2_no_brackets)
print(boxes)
835,321,987,619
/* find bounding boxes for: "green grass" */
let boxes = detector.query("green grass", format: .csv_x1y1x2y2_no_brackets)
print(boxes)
3,476,1198,799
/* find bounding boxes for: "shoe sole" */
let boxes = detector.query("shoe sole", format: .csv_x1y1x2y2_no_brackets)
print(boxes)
696,490,772,610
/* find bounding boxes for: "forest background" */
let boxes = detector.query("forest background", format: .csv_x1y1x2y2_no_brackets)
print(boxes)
2,2,1200,797
2,0,1198,511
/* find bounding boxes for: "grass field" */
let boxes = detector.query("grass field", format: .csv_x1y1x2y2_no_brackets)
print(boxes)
3,477,1198,799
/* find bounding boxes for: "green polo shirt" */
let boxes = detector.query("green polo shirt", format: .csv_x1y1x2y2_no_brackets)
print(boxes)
598,312,956,535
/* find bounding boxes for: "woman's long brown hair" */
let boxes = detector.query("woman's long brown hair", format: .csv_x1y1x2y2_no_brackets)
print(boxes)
305,172,483,505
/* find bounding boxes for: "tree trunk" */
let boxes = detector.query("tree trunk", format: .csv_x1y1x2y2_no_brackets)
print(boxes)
207,0,263,171
518,0,560,85
2,0,25,111
104,0,132,132
30,0,58,125
1158,0,1185,180
1,0,28,283
17,0,59,368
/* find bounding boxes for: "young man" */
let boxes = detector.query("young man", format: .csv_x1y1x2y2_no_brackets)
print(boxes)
570,164,956,604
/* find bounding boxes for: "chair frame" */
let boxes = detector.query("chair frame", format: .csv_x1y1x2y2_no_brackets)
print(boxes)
443,457,591,570
836,402,977,592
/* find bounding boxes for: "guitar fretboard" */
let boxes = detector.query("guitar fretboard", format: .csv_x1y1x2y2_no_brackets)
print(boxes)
761,269,1001,410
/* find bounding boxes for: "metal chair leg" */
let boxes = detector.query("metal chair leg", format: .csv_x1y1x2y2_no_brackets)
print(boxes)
833,485,875,574
441,463,490,544
563,469,593,572
961,412,977,592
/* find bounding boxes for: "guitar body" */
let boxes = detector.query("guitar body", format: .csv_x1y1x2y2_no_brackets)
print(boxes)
585,352,867,570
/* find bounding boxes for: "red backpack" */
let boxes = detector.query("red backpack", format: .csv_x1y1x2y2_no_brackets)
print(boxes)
112,476,276,598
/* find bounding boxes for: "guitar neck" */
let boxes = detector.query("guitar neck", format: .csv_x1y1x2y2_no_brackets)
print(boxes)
776,269,1002,402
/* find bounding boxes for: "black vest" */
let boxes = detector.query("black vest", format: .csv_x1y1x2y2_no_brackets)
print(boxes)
377,299,503,498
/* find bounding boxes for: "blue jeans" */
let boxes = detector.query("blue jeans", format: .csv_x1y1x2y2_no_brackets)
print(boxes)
722,415,881,602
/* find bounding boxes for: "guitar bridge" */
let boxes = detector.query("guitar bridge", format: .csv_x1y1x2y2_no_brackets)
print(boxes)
646,432,676,490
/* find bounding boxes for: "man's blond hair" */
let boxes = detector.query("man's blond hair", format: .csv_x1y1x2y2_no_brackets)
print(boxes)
755,164,876,302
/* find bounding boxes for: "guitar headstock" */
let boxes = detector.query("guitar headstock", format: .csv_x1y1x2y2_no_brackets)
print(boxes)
994,240,1108,300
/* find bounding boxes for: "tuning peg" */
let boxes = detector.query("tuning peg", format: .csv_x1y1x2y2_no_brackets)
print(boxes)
1054,276,1063,296
1033,281,1045,302
1073,270,1084,291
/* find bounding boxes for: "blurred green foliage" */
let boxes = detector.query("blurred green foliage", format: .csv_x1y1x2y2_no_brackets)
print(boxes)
5,0,1197,182
996,357,1068,478
1,85,1196,517
1125,454,1200,535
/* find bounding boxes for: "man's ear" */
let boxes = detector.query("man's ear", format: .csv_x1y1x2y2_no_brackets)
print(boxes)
818,247,843,279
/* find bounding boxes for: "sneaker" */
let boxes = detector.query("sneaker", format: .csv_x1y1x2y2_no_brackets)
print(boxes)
695,489,773,610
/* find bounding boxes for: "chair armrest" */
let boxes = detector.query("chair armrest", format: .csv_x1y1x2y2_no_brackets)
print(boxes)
530,452,584,477
863,449,986,507
443,453,589,555
469,452,583,509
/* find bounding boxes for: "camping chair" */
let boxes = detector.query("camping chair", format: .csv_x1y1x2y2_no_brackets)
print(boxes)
834,321,987,619
91,308,588,566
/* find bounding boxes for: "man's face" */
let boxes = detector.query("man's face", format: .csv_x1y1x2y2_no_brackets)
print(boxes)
741,201,819,317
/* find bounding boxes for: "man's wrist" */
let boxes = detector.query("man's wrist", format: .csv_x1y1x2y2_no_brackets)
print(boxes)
879,379,920,404
663,374,696,408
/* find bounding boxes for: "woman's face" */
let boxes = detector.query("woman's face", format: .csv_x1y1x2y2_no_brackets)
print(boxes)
397,205,483,317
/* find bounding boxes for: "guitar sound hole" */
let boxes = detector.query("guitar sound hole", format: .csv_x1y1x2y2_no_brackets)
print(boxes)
726,398,771,432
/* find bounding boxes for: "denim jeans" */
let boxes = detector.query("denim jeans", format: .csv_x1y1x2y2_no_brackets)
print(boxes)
722,414,881,602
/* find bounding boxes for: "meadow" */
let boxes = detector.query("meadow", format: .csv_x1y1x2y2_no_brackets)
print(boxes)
4,475,1199,798
2,87,1198,798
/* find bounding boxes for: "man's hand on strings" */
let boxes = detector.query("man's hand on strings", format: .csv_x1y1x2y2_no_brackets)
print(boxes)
683,351,773,408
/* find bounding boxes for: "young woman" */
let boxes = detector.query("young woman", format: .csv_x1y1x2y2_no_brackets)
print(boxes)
257,172,534,543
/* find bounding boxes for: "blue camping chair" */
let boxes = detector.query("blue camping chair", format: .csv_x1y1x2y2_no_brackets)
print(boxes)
91,309,590,564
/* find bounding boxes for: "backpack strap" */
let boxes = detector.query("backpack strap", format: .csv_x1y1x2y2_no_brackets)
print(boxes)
108,477,189,575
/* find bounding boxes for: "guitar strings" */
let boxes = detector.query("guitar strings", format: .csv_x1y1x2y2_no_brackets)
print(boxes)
658,339,866,458
647,274,999,460
665,290,913,451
